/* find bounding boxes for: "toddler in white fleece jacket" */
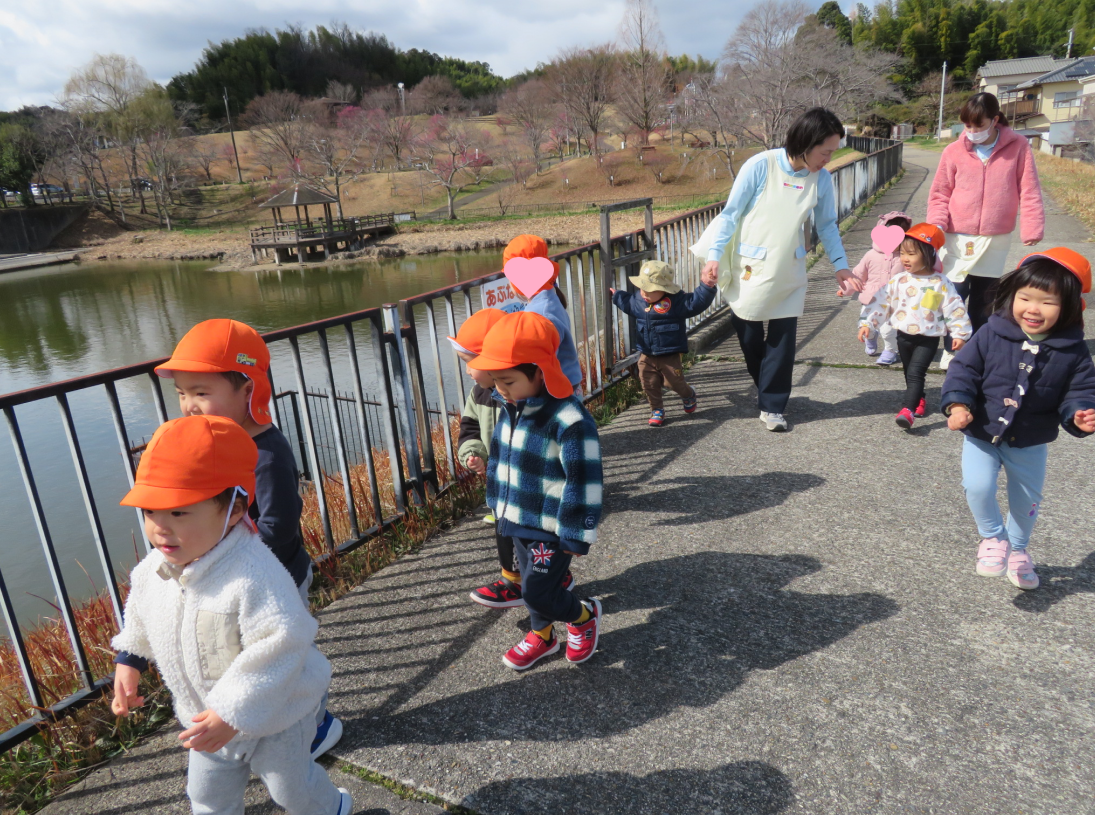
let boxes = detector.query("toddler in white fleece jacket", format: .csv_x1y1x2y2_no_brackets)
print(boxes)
110,415,351,815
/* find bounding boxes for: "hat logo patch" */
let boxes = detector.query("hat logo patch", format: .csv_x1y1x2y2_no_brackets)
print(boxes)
236,353,257,367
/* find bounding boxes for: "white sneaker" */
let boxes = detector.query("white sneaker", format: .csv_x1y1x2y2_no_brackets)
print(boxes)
939,350,954,370
760,411,788,432
336,788,353,815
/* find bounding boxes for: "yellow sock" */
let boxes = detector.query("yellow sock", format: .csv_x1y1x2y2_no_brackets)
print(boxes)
573,603,591,625
502,568,521,584
534,624,554,641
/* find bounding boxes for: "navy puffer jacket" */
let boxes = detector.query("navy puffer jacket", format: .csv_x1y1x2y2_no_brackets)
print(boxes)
612,283,717,356
941,312,1095,447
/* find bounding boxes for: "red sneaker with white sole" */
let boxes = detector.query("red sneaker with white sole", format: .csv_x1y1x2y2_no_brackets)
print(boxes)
565,598,602,664
502,631,559,670
914,398,927,418
470,578,523,608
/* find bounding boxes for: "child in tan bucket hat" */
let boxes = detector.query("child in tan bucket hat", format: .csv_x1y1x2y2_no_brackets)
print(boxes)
611,259,718,427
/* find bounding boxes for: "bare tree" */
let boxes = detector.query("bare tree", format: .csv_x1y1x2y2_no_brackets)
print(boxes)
63,53,155,214
132,88,186,229
500,78,555,171
325,79,358,104
183,135,222,182
409,75,462,116
362,106,420,169
409,115,496,219
550,46,618,155
675,73,746,177
793,24,899,118
721,0,813,149
242,91,312,177
615,0,671,145
302,106,373,217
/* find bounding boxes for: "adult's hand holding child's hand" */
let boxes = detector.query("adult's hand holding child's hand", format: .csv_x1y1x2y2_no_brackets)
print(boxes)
1074,408,1095,434
701,267,718,287
467,455,486,476
947,405,974,431
111,664,144,716
180,709,238,753
836,269,863,292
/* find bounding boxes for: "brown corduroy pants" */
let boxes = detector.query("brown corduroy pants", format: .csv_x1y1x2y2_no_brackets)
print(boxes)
638,353,694,411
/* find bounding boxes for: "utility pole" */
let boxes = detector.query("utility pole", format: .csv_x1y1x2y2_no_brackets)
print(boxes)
937,61,948,141
1067,28,1075,59
223,87,243,184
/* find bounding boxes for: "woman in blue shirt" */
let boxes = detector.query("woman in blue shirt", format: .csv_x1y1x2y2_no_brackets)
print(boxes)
694,108,862,432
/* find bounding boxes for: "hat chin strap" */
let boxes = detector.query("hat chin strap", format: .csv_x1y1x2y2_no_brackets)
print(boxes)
219,486,249,541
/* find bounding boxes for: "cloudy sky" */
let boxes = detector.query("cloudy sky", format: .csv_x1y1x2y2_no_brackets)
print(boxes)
0,0,765,111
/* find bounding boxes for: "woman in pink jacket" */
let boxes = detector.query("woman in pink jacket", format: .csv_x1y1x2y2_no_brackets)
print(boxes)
927,92,1045,367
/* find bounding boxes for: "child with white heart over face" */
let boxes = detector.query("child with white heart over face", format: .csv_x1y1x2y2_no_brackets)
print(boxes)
503,234,583,390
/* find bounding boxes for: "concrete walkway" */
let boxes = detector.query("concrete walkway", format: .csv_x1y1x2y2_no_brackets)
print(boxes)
42,148,1095,815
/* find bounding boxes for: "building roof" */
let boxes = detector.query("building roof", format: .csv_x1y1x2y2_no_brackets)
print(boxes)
259,183,338,209
1017,56,1095,89
979,56,1065,79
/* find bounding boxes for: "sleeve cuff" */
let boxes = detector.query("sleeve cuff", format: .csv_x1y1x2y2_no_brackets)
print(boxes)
560,539,591,556
114,651,149,672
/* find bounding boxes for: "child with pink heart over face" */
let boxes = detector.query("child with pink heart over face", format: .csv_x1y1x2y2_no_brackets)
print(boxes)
502,235,583,390
839,210,911,365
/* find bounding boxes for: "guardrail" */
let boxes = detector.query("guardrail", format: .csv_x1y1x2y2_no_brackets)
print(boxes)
0,138,902,752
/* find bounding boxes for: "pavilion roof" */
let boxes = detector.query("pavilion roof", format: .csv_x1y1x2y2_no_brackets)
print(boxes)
259,183,338,209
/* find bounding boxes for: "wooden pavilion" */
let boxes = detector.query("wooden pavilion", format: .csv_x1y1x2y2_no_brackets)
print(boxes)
249,183,395,265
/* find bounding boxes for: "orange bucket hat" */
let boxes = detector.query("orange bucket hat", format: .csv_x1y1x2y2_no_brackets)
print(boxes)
468,311,573,399
503,235,558,295
447,308,506,356
1019,247,1092,295
905,223,945,251
155,319,273,425
120,415,258,510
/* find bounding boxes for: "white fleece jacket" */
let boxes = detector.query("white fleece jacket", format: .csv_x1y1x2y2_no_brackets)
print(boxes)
112,523,330,739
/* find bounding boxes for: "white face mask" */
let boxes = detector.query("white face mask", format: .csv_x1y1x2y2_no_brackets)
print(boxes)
965,123,996,144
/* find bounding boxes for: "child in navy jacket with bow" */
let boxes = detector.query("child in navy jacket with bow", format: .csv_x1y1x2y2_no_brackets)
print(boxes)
611,260,717,427
942,248,1095,590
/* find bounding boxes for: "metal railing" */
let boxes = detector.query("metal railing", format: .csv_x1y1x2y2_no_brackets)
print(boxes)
0,138,903,752
249,214,396,245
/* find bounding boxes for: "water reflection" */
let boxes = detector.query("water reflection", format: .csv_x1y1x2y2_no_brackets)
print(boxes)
0,251,506,625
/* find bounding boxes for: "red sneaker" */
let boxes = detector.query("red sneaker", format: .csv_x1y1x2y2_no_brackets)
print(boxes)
895,408,915,429
502,631,559,670
914,398,927,418
565,598,602,664
470,578,523,608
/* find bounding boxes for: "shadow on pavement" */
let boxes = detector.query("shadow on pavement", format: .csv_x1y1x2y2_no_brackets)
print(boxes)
464,760,794,815
347,551,897,747
1013,550,1095,613
606,472,826,526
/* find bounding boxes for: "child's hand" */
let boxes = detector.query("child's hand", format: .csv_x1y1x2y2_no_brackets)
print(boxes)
701,267,717,287
111,664,144,717
466,455,486,476
947,405,973,431
180,709,239,753
608,287,617,295
951,339,966,353
856,325,870,343
1074,408,1095,433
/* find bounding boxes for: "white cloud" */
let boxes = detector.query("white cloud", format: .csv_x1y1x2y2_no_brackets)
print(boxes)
1,0,754,111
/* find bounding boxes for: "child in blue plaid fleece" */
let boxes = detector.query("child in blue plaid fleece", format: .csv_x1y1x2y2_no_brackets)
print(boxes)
469,310,604,671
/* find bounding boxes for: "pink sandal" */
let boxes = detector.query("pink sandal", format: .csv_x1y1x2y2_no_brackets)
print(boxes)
975,537,1009,577
1007,550,1040,590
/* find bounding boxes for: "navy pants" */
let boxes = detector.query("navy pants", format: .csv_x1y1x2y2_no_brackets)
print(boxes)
730,315,798,413
512,536,582,631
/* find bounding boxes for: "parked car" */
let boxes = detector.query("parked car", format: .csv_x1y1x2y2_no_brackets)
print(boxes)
31,183,65,196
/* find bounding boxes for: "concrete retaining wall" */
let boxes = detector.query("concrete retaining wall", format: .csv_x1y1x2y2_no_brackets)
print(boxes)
0,205,88,253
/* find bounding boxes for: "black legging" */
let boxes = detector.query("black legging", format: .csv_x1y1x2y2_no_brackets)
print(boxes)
495,525,517,573
897,331,940,411
944,275,994,351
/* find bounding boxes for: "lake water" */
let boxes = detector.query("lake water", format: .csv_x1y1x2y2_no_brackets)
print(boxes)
0,251,510,628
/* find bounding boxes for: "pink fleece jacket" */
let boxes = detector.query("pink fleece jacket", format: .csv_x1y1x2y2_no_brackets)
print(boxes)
927,125,1044,244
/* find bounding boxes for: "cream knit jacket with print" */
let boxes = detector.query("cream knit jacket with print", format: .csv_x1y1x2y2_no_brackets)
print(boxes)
112,523,330,739
859,270,973,340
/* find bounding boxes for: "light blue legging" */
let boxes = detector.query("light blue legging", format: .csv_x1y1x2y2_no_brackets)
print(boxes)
961,436,1048,551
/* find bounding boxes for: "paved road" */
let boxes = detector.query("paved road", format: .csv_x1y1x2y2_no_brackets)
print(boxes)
42,147,1095,814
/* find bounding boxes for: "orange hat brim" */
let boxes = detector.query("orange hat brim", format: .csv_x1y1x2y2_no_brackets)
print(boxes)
120,483,231,510
154,359,274,426
469,352,573,399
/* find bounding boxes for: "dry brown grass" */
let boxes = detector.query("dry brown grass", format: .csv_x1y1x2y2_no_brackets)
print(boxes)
1034,153,1095,236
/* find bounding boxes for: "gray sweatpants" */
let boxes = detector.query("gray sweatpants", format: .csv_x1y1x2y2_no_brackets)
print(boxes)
186,710,340,815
